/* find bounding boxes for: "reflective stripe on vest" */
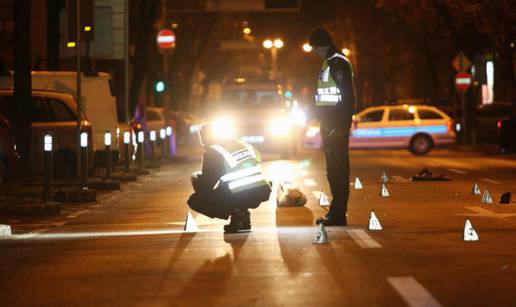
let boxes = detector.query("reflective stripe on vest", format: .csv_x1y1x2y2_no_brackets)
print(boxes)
315,52,347,107
211,142,268,193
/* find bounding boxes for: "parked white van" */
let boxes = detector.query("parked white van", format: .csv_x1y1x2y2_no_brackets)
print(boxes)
0,71,120,166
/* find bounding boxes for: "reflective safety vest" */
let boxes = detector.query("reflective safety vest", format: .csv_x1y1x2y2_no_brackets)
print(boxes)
315,53,348,107
211,140,270,194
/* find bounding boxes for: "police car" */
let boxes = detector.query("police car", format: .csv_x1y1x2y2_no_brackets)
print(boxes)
207,79,303,157
304,105,456,155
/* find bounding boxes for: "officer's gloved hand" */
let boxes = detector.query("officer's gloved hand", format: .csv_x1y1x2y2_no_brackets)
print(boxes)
191,171,202,191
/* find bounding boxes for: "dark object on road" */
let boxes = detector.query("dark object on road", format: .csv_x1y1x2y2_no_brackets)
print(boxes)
411,168,451,181
276,181,307,206
499,192,512,204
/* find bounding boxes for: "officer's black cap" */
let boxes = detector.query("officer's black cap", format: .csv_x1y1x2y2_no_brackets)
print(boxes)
308,27,333,47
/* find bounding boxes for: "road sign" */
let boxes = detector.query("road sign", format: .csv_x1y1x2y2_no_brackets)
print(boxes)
455,72,472,92
157,29,176,50
452,52,471,72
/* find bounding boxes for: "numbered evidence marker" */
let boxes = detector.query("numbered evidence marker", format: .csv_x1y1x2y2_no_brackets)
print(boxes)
368,211,383,231
471,183,481,195
183,211,199,232
481,189,493,204
381,171,389,184
380,184,390,197
463,219,479,241
319,190,331,207
313,223,329,244
354,177,363,189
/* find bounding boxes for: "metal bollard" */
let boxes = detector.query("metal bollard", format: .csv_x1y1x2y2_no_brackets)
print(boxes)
80,132,88,187
138,131,145,169
160,128,166,161
123,131,130,173
166,126,172,159
149,130,156,164
104,131,112,180
43,134,53,202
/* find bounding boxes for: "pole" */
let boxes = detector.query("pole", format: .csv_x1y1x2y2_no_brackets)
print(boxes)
124,0,130,125
461,92,467,144
76,0,82,185
271,47,278,80
43,134,53,202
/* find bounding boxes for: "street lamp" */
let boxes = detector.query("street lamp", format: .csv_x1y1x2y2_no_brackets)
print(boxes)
342,48,351,57
263,38,284,80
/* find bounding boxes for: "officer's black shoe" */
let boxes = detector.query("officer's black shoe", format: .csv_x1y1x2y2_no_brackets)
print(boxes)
224,209,251,233
315,215,347,226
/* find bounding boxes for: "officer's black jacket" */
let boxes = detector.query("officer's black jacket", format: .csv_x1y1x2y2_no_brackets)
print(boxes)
196,146,225,194
315,47,356,131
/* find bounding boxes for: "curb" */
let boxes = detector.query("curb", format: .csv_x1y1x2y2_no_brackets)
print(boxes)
53,188,97,203
0,202,61,216
88,180,121,191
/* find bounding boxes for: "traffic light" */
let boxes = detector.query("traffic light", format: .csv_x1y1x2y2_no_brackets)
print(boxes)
154,80,166,93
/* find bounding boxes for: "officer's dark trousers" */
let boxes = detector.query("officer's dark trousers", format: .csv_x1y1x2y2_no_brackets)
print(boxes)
321,124,350,219
187,192,232,220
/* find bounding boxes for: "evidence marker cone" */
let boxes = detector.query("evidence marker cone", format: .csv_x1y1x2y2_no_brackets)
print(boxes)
354,177,363,190
313,223,329,244
319,190,330,207
380,184,390,197
381,171,388,184
368,211,383,231
463,219,479,242
184,211,199,232
481,189,493,204
471,183,481,195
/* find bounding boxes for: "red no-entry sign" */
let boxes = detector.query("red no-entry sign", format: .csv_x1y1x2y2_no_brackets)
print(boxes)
157,29,176,50
455,72,472,93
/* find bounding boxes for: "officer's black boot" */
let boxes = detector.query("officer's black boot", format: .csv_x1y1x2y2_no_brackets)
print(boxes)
224,209,251,233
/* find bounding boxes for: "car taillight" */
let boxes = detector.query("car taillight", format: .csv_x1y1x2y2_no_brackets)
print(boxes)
497,120,502,130
447,120,453,132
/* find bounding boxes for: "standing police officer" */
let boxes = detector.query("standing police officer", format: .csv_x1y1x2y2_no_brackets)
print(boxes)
308,27,355,226
188,123,272,233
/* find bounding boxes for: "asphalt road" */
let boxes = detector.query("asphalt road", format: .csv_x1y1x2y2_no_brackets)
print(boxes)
1,147,515,306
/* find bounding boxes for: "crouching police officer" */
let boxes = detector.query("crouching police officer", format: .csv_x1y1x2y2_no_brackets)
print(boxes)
187,123,272,233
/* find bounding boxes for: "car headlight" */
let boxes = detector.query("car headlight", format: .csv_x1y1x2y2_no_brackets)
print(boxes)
305,126,320,138
213,118,235,139
270,117,291,136
289,108,306,127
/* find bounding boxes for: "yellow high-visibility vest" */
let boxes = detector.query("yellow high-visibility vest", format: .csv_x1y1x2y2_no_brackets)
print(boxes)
315,53,348,107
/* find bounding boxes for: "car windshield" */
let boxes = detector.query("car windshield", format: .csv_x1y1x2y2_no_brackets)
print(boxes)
221,89,280,109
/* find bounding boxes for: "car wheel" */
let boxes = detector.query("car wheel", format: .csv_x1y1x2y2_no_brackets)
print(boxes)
409,134,433,155
54,152,76,178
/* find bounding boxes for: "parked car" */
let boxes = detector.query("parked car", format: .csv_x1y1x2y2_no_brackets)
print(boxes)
0,113,19,184
498,115,516,152
475,101,512,144
168,111,203,146
0,71,120,167
303,105,456,155
0,89,93,177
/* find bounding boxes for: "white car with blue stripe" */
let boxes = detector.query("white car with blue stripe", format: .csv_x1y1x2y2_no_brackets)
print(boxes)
304,105,456,155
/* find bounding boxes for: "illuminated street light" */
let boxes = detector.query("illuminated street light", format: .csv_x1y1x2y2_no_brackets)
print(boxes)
303,43,312,53
243,27,252,35
263,39,273,49
342,48,351,57
67,42,76,48
273,39,284,49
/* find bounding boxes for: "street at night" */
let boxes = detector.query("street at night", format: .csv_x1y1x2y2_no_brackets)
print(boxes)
1,148,516,306
1,0,516,306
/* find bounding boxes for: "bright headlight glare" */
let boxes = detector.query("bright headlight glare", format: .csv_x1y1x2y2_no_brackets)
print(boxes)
289,108,306,127
305,126,320,138
213,118,235,139
270,118,290,136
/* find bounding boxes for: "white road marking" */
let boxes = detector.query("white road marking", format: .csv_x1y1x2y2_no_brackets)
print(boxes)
304,178,317,186
426,161,439,167
456,206,516,219
387,276,442,307
346,229,382,248
448,168,467,174
66,209,90,219
479,177,502,185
